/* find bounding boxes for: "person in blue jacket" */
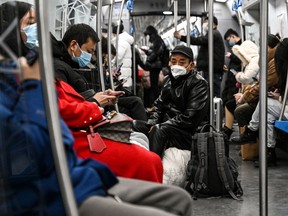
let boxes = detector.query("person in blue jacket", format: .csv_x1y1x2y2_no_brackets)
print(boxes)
0,2,193,215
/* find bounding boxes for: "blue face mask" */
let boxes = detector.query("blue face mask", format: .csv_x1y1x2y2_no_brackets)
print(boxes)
228,39,235,47
72,43,92,68
22,23,39,49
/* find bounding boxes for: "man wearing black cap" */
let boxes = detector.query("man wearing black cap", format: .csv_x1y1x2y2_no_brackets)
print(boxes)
134,45,209,157
174,16,225,98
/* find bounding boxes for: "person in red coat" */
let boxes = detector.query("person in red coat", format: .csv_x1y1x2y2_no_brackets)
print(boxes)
52,24,163,182
56,80,163,182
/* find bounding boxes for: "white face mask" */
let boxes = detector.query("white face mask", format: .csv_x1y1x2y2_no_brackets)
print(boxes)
170,65,188,79
202,23,208,35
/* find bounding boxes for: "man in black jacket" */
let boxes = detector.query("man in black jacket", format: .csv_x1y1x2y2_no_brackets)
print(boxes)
174,16,225,98
134,45,209,157
52,24,147,120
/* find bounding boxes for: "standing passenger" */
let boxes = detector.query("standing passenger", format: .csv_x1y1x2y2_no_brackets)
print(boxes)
142,25,166,108
111,20,134,91
174,16,225,98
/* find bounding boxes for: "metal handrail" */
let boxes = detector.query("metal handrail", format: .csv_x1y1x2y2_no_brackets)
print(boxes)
208,0,214,128
94,0,106,92
259,1,268,215
115,0,125,68
35,1,78,215
106,0,120,112
185,0,191,46
174,0,178,47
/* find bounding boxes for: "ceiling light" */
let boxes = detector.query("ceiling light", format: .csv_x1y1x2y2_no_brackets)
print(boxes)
163,11,173,15
215,0,228,2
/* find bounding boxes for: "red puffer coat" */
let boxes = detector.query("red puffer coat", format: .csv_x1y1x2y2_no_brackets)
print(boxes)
56,80,163,183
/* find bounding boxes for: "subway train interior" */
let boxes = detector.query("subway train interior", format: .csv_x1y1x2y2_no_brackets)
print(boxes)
1,0,288,215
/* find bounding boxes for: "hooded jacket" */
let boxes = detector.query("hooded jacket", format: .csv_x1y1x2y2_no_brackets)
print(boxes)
242,46,279,107
112,31,134,87
232,40,260,84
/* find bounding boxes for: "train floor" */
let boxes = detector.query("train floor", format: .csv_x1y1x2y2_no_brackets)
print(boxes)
190,125,288,216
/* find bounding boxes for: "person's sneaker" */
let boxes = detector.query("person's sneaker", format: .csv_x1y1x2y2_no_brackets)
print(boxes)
254,148,277,167
230,126,258,144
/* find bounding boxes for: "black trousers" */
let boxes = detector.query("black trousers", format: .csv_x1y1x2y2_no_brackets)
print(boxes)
133,120,192,158
118,96,147,121
143,68,161,108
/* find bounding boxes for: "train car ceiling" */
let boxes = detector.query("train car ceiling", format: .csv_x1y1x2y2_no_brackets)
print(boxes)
131,0,205,45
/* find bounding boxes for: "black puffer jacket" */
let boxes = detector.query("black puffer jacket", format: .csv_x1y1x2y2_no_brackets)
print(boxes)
147,71,209,134
145,33,165,70
181,29,225,74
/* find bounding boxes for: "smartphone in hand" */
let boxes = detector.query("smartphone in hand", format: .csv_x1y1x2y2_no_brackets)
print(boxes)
230,69,237,75
267,92,274,97
25,47,39,66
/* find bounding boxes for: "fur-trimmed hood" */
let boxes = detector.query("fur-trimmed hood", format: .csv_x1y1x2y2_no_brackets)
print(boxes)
232,40,259,67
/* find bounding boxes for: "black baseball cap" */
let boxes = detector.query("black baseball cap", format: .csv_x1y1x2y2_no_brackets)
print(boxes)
171,45,194,60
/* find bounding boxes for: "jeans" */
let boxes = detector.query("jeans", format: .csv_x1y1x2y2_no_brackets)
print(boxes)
248,98,287,148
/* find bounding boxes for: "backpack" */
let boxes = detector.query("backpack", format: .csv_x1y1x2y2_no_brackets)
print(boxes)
185,124,243,200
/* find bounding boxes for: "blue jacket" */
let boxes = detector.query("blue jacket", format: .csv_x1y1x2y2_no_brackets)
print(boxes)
0,75,118,215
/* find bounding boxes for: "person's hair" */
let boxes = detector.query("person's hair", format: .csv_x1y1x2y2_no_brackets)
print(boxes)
101,36,116,56
0,1,32,57
268,33,281,48
112,20,124,34
204,16,218,26
274,38,288,98
62,24,99,47
224,28,239,40
144,25,158,36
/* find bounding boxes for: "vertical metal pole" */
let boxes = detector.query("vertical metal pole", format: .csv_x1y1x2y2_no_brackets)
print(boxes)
186,0,191,46
132,29,137,95
259,0,268,215
174,0,178,47
115,0,125,68
208,0,214,127
35,1,78,216
96,0,106,92
107,0,120,112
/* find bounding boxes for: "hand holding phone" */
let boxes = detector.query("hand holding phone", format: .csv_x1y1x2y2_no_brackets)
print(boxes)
25,47,39,66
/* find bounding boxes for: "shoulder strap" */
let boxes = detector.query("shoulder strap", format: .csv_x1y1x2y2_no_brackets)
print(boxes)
214,132,243,201
196,132,209,192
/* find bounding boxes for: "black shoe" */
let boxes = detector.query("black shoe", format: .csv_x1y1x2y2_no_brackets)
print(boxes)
230,126,257,144
254,148,277,167
222,125,233,140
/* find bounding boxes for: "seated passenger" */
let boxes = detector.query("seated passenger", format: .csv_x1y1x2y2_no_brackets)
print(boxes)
222,34,280,139
51,24,162,182
134,45,209,157
100,36,148,121
0,2,193,215
232,40,260,84
231,38,288,167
